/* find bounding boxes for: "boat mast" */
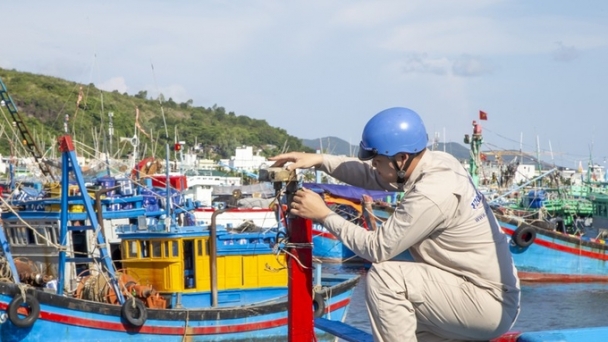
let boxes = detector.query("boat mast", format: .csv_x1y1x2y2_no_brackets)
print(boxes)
0,77,56,181
465,120,483,186
56,135,124,303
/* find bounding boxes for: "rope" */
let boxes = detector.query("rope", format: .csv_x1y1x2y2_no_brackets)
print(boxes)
181,310,190,342
17,283,28,303
0,257,14,282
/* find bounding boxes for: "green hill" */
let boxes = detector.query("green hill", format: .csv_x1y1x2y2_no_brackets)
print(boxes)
0,67,313,160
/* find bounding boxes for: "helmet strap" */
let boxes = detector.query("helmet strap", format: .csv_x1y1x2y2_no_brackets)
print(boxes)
391,154,415,190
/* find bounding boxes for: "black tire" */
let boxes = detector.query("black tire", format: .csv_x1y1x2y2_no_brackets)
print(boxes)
313,292,326,318
121,298,147,327
8,293,40,328
512,226,536,248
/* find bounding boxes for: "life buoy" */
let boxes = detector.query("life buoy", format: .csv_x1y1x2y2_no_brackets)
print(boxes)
121,298,148,327
8,293,40,328
512,226,536,248
313,292,326,318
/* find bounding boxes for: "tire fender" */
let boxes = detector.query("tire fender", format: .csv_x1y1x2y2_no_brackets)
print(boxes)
512,225,536,248
8,293,40,328
121,297,148,327
313,292,326,318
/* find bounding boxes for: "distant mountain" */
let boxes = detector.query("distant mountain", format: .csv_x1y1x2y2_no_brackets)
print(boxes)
301,136,358,157
430,142,471,160
301,137,562,170
302,137,472,160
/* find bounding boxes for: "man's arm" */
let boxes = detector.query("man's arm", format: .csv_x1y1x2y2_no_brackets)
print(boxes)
319,155,397,191
322,192,445,263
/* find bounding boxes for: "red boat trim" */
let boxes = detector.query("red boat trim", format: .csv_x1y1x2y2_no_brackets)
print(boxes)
323,298,350,314
0,298,351,335
502,226,608,261
195,208,274,213
518,271,608,283
491,331,521,342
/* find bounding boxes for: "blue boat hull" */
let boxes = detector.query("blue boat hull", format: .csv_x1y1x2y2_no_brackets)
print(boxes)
313,214,608,282
0,275,359,341
498,215,608,282
313,225,412,263
313,224,359,263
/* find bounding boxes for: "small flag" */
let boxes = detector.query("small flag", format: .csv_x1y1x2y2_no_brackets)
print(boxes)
479,110,488,120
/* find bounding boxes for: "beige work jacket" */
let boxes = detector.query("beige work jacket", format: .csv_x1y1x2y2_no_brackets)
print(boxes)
320,151,520,302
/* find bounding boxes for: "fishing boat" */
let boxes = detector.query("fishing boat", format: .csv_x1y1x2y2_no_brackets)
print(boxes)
495,192,608,282
1,167,193,271
0,135,360,341
465,122,608,282
193,183,280,229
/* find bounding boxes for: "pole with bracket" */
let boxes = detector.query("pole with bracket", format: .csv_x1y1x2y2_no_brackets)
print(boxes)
285,179,314,341
258,167,314,341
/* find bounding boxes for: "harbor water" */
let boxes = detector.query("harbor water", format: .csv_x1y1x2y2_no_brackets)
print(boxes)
327,265,608,336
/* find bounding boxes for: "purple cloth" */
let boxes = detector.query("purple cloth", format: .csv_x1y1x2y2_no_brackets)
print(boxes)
302,183,393,202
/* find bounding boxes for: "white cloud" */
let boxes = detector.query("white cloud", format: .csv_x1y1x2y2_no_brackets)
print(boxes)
98,77,128,93
3,1,608,160
399,53,492,77
452,55,494,77
377,12,607,57
157,84,189,104
401,53,451,75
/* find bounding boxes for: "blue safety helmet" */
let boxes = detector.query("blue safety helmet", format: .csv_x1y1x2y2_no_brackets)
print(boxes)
358,107,428,161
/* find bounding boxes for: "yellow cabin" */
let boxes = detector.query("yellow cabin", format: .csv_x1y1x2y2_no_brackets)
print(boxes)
119,231,288,293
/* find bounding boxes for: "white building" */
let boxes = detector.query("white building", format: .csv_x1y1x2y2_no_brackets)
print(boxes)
514,164,536,184
227,146,268,171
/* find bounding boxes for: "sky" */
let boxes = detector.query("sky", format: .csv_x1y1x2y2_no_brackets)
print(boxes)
2,0,607,170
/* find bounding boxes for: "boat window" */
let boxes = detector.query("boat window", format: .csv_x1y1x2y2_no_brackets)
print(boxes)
172,241,179,257
128,241,138,258
140,241,149,258
164,241,169,257
18,227,29,245
7,228,16,245
34,227,47,245
26,228,36,245
152,241,162,257
48,227,58,245
197,239,203,256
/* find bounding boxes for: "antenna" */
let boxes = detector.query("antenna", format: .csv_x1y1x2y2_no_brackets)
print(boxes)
548,140,555,166
151,62,170,140
108,111,114,156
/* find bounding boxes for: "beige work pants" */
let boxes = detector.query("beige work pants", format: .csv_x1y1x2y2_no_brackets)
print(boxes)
366,261,519,342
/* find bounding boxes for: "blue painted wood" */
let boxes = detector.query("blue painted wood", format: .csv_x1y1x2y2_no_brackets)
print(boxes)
517,327,608,342
314,317,373,342
501,219,608,277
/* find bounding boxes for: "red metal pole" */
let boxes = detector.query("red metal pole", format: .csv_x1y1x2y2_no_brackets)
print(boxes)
287,215,314,341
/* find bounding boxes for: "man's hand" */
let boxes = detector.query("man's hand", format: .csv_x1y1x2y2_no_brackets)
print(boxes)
290,188,333,222
268,152,323,171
